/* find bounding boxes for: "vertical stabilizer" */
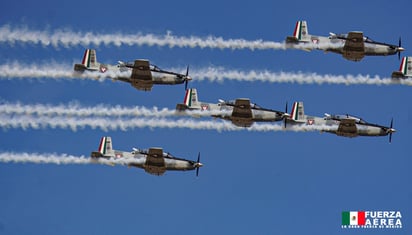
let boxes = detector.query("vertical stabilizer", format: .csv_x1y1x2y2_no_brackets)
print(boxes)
82,49,98,68
74,49,100,72
184,88,200,108
392,56,412,78
293,21,310,42
290,102,305,121
98,136,115,157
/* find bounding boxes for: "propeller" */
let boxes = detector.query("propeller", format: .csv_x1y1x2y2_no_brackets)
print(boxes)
195,152,202,177
389,118,395,143
284,101,288,128
398,37,402,60
184,65,190,90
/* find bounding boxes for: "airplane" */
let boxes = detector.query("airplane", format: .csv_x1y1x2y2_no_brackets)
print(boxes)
91,137,203,176
285,21,405,61
286,102,396,142
391,56,412,79
176,88,289,127
74,49,192,91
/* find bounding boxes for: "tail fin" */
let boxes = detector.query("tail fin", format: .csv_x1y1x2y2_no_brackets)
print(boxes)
184,88,201,108
74,49,99,72
287,21,311,43
392,56,411,79
290,102,305,121
91,137,114,158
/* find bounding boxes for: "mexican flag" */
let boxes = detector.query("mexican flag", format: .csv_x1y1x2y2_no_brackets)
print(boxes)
342,211,366,225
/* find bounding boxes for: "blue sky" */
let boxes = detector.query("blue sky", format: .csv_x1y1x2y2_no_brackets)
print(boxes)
0,0,410,234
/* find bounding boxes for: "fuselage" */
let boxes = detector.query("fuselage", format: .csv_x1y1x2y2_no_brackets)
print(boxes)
286,116,392,138
189,102,283,126
286,34,402,61
95,151,199,172
151,72,186,85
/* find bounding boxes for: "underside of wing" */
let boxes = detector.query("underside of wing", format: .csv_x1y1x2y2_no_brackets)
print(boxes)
231,99,253,127
336,119,358,137
343,32,365,61
144,148,166,176
130,60,153,91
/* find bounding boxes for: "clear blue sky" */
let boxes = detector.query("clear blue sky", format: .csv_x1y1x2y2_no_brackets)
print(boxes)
0,0,410,234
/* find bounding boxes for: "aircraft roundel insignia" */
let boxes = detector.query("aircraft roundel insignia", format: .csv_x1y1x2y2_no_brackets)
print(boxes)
307,119,315,125
201,105,209,111
100,66,108,73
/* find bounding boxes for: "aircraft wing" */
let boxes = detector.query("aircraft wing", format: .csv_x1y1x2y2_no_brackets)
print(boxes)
337,119,358,137
144,148,166,176
232,99,253,119
229,99,254,127
130,60,154,91
342,32,365,61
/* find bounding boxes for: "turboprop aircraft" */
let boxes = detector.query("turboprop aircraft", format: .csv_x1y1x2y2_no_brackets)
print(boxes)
91,137,202,176
286,102,396,142
391,56,412,79
74,49,191,91
285,21,404,61
176,88,289,127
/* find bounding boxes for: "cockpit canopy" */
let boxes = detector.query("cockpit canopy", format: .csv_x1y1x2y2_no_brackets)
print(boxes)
333,114,367,124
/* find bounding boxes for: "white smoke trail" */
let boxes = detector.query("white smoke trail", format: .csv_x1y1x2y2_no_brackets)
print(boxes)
0,62,410,86
0,62,112,81
0,101,230,118
0,152,144,166
191,67,412,86
0,113,335,133
0,25,335,51
0,101,176,117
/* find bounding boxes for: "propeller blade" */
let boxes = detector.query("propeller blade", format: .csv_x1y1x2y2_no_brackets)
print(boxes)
184,65,190,90
389,118,394,143
284,101,288,128
196,152,200,177
398,37,402,60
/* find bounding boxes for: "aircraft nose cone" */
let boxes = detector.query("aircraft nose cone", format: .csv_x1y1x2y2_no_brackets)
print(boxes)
186,76,192,81
390,128,396,133
398,47,405,52
195,162,203,168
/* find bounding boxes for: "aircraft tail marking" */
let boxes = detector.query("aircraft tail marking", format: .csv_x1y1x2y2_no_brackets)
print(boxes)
400,56,408,75
98,136,114,156
290,102,305,121
183,89,192,107
184,88,200,108
293,21,310,41
393,56,412,78
81,49,98,68
98,136,107,154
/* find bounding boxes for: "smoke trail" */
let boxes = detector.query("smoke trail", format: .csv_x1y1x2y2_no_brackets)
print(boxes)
0,152,145,166
0,62,410,86
0,25,338,51
0,101,176,117
0,101,230,118
191,67,412,86
0,62,113,81
0,113,335,133
0,25,287,50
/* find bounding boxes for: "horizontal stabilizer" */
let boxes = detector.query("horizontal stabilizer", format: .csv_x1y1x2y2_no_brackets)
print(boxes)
391,71,405,79
176,103,189,111
91,151,103,158
74,64,87,72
